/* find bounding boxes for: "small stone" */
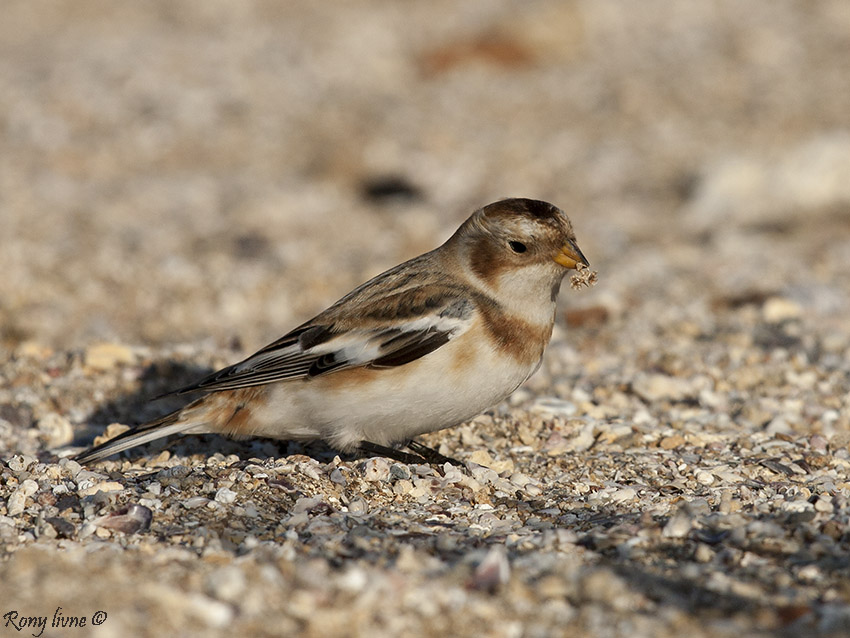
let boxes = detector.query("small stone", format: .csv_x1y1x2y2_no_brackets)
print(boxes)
489,458,515,475
91,504,152,534
292,496,326,514
362,458,391,482
19,479,38,496
182,497,210,509
7,480,38,516
663,504,695,538
79,481,125,497
633,374,696,402
329,468,347,485
16,341,54,359
7,455,35,473
762,297,802,323
695,470,715,486
610,487,637,503
530,397,577,417
467,450,494,468
214,487,238,504
809,435,828,454
797,565,821,582
694,544,714,563
524,483,543,497
566,423,596,453
338,566,369,591
187,593,234,628
146,482,162,496
45,517,76,538
765,418,794,435
393,479,414,495
581,568,637,612
660,434,686,450
469,545,510,592
37,412,74,447
781,499,814,514
542,432,569,455
206,566,246,603
60,458,83,478
389,463,411,481
84,342,136,371
347,499,368,516
814,495,834,513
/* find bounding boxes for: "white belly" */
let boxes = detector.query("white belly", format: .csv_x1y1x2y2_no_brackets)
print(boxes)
251,320,541,451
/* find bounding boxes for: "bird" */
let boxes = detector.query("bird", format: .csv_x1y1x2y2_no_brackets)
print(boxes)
75,198,589,465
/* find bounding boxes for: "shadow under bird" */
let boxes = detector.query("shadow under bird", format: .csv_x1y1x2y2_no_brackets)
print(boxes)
75,198,589,466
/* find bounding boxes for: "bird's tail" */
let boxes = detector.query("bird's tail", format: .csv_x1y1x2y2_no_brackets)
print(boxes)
74,400,207,464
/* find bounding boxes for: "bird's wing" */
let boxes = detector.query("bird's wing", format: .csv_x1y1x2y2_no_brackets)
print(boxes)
175,293,475,394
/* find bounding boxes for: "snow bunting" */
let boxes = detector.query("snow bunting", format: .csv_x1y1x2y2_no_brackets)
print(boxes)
75,198,589,464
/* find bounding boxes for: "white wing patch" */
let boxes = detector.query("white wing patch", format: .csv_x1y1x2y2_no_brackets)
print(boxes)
178,311,472,393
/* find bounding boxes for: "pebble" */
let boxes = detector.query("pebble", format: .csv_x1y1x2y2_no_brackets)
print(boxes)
78,481,125,497
469,545,510,591
581,569,639,612
685,132,850,232
182,497,210,509
660,434,685,450
36,412,74,447
662,505,695,538
186,593,234,628
814,495,834,513
389,463,411,481
694,544,714,563
292,496,326,514
215,488,238,504
206,566,246,603
347,499,368,516
7,455,36,473
91,504,153,534
362,458,391,482
633,373,697,402
695,470,715,486
609,487,637,503
393,479,413,496
329,468,347,485
84,342,136,371
467,450,495,468
530,397,577,417
6,480,38,516
566,423,596,453
762,297,803,323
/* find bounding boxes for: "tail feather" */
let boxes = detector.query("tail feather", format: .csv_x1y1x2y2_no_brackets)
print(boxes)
74,409,203,464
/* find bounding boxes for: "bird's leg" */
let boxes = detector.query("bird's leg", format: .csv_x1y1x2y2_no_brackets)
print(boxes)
405,440,461,466
357,440,427,465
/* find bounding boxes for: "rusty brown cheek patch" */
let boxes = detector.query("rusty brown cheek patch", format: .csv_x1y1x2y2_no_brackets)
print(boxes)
479,304,553,366
469,240,509,286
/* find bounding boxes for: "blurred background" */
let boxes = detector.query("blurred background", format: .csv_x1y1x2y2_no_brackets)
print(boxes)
3,5,850,634
2,0,850,352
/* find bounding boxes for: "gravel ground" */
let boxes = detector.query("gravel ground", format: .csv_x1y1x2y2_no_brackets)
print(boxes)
3,2,850,637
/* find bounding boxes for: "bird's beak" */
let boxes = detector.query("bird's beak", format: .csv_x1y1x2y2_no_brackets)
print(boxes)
554,239,590,270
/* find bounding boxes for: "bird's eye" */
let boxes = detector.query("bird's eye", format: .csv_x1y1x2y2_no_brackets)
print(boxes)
508,240,527,254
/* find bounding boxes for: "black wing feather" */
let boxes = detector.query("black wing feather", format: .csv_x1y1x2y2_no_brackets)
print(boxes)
172,292,475,394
